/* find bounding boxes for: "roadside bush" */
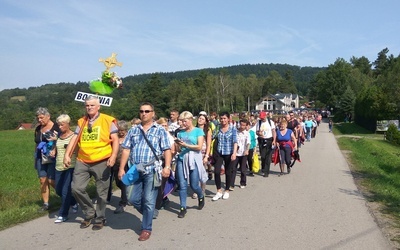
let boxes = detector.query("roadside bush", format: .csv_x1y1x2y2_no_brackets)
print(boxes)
385,124,400,145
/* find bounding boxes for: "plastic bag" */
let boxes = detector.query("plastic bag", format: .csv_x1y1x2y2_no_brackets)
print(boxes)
252,152,260,173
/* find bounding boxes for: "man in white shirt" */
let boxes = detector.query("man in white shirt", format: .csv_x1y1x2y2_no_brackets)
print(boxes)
256,111,276,177
168,109,180,136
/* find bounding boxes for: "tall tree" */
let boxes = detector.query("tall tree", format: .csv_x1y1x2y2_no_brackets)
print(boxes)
350,56,372,76
309,58,352,108
373,48,389,77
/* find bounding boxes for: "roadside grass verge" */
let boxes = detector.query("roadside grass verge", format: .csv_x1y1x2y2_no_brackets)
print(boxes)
334,123,400,240
0,130,97,231
334,122,384,139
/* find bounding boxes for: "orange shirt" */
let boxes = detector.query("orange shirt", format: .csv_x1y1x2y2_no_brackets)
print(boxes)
77,114,116,163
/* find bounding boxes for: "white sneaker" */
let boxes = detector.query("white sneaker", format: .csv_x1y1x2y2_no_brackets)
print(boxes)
192,193,198,199
54,216,67,223
212,192,223,201
222,192,230,200
71,204,78,214
240,185,246,189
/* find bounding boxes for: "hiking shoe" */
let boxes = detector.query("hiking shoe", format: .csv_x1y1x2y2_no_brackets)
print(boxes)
80,218,93,229
160,198,170,209
222,192,230,200
114,205,125,214
198,197,205,210
71,204,78,214
178,207,187,218
54,216,67,223
38,204,49,212
212,192,223,201
92,219,106,231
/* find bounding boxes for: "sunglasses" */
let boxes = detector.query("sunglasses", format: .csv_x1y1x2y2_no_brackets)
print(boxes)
139,110,153,114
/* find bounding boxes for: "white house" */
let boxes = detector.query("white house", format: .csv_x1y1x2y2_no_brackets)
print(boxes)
255,93,299,112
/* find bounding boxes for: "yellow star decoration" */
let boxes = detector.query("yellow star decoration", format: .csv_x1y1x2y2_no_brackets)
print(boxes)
99,53,123,71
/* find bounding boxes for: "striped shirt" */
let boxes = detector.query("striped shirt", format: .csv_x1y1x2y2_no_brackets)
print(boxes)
121,122,171,165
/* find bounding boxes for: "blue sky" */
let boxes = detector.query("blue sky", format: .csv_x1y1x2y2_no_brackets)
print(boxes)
0,0,399,91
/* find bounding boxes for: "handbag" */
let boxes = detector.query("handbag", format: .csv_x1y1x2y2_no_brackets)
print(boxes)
272,147,280,165
41,153,55,164
122,162,141,186
139,128,163,187
252,152,260,173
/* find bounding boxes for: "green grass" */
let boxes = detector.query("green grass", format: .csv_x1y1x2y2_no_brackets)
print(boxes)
0,130,96,231
334,122,384,139
334,123,400,228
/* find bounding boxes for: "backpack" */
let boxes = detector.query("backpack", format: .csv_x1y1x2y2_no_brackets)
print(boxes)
257,118,272,132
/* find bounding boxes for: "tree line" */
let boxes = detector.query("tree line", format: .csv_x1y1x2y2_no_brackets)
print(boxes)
1,48,399,132
0,63,322,130
309,48,400,131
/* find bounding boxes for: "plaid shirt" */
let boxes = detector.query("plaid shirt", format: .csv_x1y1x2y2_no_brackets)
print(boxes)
121,122,171,165
217,126,237,155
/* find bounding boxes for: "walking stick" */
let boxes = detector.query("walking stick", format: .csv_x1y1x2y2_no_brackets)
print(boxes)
107,169,114,202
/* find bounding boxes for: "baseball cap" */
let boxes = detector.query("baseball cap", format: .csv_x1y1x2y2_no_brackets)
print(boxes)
199,111,207,116
259,111,266,119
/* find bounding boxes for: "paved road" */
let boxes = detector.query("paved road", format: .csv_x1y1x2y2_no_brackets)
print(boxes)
0,121,393,249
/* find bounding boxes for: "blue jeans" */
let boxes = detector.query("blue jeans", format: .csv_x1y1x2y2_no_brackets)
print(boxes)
131,172,158,231
306,127,312,141
55,168,76,217
176,159,203,209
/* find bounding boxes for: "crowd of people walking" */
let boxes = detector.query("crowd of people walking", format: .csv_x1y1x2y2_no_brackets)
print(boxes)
33,97,323,241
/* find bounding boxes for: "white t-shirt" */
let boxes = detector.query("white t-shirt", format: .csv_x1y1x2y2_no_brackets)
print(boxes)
236,130,250,156
257,118,275,139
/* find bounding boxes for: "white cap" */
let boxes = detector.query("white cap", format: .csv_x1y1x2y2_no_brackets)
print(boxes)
199,111,207,116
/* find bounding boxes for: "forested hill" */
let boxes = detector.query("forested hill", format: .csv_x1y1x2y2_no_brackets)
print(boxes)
0,63,325,130
128,63,323,85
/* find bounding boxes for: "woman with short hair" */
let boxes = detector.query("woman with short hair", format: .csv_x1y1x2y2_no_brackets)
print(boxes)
275,119,297,176
175,111,207,218
54,114,78,223
34,107,60,212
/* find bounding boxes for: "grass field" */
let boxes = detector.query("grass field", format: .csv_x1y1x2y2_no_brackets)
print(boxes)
0,130,50,230
0,130,95,231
